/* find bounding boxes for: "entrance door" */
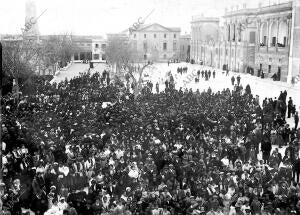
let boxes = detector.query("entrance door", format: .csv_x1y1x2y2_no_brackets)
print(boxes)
87,52,92,60
80,52,85,60
277,67,281,81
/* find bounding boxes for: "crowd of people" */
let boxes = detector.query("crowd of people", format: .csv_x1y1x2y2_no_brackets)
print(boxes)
1,67,300,215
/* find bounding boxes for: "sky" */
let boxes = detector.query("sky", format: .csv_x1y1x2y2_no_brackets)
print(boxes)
0,0,287,36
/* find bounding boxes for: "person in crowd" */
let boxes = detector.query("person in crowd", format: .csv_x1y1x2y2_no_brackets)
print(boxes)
295,111,299,130
156,82,160,94
237,75,241,86
231,76,235,86
288,97,294,118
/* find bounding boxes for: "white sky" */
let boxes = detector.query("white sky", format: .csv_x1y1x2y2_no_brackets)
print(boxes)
0,0,288,36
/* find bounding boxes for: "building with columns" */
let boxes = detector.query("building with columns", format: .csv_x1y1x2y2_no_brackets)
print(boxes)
255,2,292,81
191,0,300,83
289,0,300,83
191,17,220,65
179,35,191,62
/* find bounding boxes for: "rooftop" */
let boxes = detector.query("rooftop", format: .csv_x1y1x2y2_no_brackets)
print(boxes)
224,1,292,17
180,35,191,39
191,16,220,23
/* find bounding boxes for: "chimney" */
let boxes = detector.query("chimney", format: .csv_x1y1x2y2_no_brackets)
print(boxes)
243,3,247,9
258,1,262,7
225,7,228,14
236,5,239,11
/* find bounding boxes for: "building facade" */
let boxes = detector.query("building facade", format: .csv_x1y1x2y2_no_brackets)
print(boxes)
129,23,181,61
179,35,191,62
72,36,106,62
221,2,293,81
191,17,220,65
191,0,300,83
289,0,300,83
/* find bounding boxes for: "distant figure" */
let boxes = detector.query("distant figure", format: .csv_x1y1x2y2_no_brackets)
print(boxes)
156,82,159,93
165,80,169,89
231,76,235,86
277,70,281,81
237,75,241,85
261,133,272,164
201,70,204,78
205,73,209,81
295,112,299,130
291,105,296,118
288,97,294,118
272,73,278,81
257,69,261,77
226,69,229,76
106,73,110,85
212,70,216,78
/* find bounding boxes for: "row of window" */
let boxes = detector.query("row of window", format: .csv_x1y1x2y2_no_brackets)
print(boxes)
94,44,106,49
134,33,177,39
192,47,241,57
74,52,106,60
260,36,287,47
76,42,91,47
260,64,282,73
143,54,168,60
142,42,177,51
75,42,107,49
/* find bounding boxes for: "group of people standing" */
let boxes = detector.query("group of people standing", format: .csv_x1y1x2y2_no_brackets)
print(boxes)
195,70,216,82
0,64,300,215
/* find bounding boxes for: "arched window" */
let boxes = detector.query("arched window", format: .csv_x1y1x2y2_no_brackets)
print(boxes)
237,24,242,42
233,24,236,41
227,25,231,41
278,21,288,47
260,23,268,46
270,21,277,47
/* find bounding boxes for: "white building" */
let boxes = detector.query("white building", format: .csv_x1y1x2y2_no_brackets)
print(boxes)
128,23,181,62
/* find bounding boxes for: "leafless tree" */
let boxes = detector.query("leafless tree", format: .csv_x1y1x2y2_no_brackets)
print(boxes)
106,36,153,98
40,33,73,75
2,37,42,95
